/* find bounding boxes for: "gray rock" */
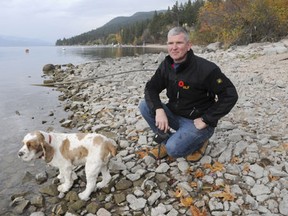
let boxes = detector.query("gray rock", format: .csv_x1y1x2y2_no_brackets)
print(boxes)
218,144,233,163
155,163,170,173
126,194,147,210
251,184,271,196
155,52,166,63
148,190,161,205
97,208,111,216
177,160,189,172
35,171,48,184
22,171,34,183
39,184,59,196
234,140,249,156
244,194,258,210
151,203,171,216
249,164,264,179
10,197,30,214
206,42,222,52
279,194,288,215
42,64,55,72
30,194,44,207
263,43,288,55
115,179,133,190
138,135,147,145
30,212,45,216
269,167,288,177
126,173,141,181
209,197,224,211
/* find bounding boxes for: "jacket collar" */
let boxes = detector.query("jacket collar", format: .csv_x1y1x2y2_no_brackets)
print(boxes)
166,49,194,72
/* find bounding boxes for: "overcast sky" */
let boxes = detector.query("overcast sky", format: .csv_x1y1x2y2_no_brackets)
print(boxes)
0,0,188,43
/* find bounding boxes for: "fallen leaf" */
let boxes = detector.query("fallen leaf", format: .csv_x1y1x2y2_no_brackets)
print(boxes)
202,184,214,192
212,185,235,201
180,196,193,207
273,143,288,152
231,156,240,164
282,143,288,150
194,169,205,178
174,188,183,198
269,173,280,181
224,185,232,193
186,166,194,174
190,205,207,216
130,136,139,141
203,163,212,169
211,161,224,172
242,163,250,173
213,184,222,190
190,181,198,188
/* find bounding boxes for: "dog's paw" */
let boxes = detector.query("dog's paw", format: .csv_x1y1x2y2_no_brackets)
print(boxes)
71,171,78,181
58,192,65,199
58,184,69,193
96,181,108,189
57,174,65,183
78,192,90,201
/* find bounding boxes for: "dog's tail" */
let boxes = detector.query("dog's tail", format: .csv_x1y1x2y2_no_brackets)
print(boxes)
103,138,117,159
106,139,117,157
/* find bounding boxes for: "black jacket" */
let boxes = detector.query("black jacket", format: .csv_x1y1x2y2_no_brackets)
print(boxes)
144,49,238,127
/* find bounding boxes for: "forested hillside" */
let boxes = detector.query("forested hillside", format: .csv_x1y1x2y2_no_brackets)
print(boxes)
55,11,156,46
56,0,288,47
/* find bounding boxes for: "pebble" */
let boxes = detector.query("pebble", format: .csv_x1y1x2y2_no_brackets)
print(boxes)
9,39,288,215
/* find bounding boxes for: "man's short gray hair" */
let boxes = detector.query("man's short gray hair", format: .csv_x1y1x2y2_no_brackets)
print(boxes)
167,27,189,42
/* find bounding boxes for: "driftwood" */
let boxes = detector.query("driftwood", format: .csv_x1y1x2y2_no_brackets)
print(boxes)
32,68,156,87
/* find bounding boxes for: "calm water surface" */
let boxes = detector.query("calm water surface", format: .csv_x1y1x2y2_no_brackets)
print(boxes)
0,45,166,214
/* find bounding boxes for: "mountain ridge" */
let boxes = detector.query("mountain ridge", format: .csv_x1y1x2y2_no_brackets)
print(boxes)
56,10,165,45
103,11,162,27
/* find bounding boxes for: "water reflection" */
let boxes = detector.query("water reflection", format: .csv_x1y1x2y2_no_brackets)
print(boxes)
59,46,167,61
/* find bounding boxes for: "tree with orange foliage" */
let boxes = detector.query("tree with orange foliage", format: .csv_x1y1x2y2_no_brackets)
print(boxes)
193,0,288,46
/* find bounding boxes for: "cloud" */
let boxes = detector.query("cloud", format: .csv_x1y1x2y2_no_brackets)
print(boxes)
0,0,188,43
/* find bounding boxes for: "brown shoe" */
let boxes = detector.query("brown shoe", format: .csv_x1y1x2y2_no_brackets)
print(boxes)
135,147,150,159
148,144,168,160
186,140,209,162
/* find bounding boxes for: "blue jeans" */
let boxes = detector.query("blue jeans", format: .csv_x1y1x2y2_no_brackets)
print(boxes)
139,100,215,158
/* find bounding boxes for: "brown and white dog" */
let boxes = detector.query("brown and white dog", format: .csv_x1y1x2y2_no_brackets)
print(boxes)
18,130,117,201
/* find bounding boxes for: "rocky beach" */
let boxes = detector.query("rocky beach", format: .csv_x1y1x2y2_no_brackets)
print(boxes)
9,39,288,216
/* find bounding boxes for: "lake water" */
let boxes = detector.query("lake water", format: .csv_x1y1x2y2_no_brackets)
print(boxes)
0,45,166,214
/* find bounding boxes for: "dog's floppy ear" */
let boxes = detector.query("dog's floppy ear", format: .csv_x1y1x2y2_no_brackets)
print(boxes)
38,132,54,163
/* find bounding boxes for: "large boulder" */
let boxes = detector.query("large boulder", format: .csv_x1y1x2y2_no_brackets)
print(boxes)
206,42,222,52
42,64,55,74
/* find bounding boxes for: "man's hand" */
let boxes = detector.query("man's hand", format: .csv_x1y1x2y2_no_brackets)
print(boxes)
155,108,169,132
194,118,207,130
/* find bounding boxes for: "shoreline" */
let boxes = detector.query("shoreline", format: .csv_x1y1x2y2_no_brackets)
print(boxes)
8,40,288,215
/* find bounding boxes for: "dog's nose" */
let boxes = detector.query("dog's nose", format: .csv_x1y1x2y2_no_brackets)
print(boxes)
18,151,24,157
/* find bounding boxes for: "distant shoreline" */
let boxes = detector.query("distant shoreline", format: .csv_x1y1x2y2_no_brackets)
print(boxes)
55,44,168,49
139,44,167,49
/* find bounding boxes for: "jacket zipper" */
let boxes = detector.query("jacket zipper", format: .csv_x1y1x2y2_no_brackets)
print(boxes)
189,107,196,116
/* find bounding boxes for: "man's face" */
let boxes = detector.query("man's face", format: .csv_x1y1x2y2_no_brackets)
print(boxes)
167,33,191,63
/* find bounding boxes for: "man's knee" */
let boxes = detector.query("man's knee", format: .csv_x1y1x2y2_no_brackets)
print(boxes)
138,100,146,112
166,143,182,158
139,100,152,115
